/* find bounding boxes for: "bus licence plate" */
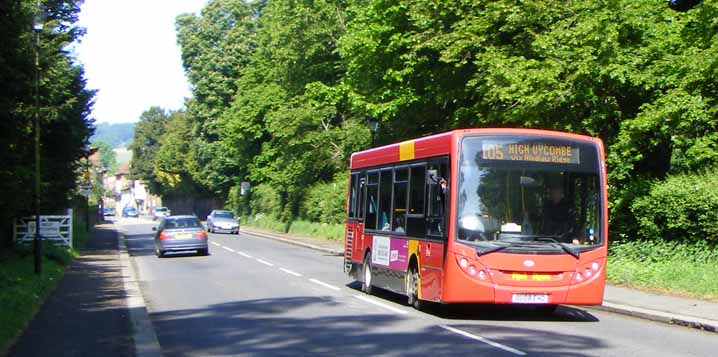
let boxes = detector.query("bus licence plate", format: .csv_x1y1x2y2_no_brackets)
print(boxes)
512,293,549,304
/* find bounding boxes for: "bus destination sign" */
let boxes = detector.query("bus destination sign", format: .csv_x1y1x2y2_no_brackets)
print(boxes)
481,141,580,164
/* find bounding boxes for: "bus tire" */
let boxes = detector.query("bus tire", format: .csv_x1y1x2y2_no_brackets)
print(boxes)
406,266,424,310
362,254,374,295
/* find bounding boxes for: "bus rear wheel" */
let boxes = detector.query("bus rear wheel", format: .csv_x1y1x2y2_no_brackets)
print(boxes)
406,266,424,310
362,255,374,295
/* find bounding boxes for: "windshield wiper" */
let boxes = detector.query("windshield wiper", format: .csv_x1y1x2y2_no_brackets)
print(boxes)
530,236,581,259
474,243,509,256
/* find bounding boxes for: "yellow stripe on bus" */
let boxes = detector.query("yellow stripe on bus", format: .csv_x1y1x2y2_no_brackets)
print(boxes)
399,141,415,161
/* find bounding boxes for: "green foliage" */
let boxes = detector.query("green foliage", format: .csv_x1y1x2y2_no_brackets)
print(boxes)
0,252,65,353
608,240,718,299
631,169,718,243
243,214,345,241
90,122,135,148
128,106,170,193
301,173,349,224
1,0,94,250
249,184,282,219
92,141,118,174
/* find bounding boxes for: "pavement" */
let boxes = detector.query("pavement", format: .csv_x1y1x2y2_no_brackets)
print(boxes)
240,226,718,334
6,220,717,356
7,223,135,357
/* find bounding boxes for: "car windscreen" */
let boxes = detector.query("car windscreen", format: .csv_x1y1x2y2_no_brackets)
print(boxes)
214,212,234,219
164,218,202,229
155,208,168,212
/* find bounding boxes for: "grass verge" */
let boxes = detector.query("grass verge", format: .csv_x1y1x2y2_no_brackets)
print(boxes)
243,214,344,241
607,240,718,301
0,209,91,353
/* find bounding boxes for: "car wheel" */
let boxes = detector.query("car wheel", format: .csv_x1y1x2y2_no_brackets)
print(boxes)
362,254,374,295
198,248,209,256
156,248,164,258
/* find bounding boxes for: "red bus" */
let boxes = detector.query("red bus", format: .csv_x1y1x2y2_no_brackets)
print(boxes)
344,128,607,310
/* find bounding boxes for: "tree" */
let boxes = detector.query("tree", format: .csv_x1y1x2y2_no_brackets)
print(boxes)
176,0,260,197
129,107,170,194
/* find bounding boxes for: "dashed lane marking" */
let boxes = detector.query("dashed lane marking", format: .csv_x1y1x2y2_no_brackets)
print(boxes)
256,258,274,267
211,242,221,247
222,246,236,253
439,325,526,355
308,278,340,291
237,251,253,258
279,268,302,277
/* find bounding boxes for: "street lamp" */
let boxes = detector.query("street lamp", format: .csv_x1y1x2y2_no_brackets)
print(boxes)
32,2,46,275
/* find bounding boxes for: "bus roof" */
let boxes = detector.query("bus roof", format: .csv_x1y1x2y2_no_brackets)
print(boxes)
350,128,603,169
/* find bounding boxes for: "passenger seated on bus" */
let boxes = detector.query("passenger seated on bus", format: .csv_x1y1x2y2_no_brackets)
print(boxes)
542,185,576,242
393,214,405,233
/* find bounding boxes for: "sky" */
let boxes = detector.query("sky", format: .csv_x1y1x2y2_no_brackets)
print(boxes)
76,0,209,124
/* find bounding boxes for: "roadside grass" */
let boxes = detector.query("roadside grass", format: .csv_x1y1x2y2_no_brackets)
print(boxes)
243,214,344,241
0,209,90,353
607,240,718,301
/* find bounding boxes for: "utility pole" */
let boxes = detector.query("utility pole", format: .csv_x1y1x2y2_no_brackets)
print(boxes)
32,3,46,275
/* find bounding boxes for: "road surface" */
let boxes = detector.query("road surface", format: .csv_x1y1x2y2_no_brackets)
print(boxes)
118,218,716,356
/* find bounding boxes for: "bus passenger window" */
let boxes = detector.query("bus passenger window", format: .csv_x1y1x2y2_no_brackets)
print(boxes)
378,170,393,231
409,166,425,215
365,173,379,230
393,168,408,233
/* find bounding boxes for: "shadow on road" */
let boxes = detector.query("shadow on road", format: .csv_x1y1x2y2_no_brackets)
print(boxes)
149,296,607,356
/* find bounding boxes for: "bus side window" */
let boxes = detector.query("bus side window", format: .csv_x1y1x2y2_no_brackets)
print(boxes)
358,175,365,221
378,169,393,231
365,172,379,230
348,173,357,219
426,159,449,238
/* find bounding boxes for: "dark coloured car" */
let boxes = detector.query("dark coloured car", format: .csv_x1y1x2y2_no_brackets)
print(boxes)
206,210,240,234
153,215,209,257
122,206,138,217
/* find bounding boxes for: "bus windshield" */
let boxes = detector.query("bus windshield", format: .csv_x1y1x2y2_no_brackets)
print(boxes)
458,136,603,252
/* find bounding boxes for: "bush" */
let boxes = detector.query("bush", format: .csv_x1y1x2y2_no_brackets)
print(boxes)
301,173,347,224
631,169,718,243
250,184,282,218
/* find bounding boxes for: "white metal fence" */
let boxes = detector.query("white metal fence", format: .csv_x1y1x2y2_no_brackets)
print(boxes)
14,210,73,248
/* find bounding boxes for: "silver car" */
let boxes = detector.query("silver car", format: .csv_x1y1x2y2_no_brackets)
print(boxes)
206,210,240,234
153,215,209,257
152,206,171,221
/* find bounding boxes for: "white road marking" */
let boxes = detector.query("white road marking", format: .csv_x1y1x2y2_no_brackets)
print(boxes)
279,268,302,277
222,246,235,253
308,278,341,291
256,258,274,267
354,295,408,315
211,242,221,247
236,251,253,258
439,325,526,355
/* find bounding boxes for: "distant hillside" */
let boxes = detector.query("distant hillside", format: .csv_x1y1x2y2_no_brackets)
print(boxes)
91,122,135,148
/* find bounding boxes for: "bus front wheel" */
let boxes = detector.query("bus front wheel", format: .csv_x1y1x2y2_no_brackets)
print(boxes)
362,255,374,295
406,266,424,310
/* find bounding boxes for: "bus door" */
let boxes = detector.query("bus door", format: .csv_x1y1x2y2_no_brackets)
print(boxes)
419,158,449,301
